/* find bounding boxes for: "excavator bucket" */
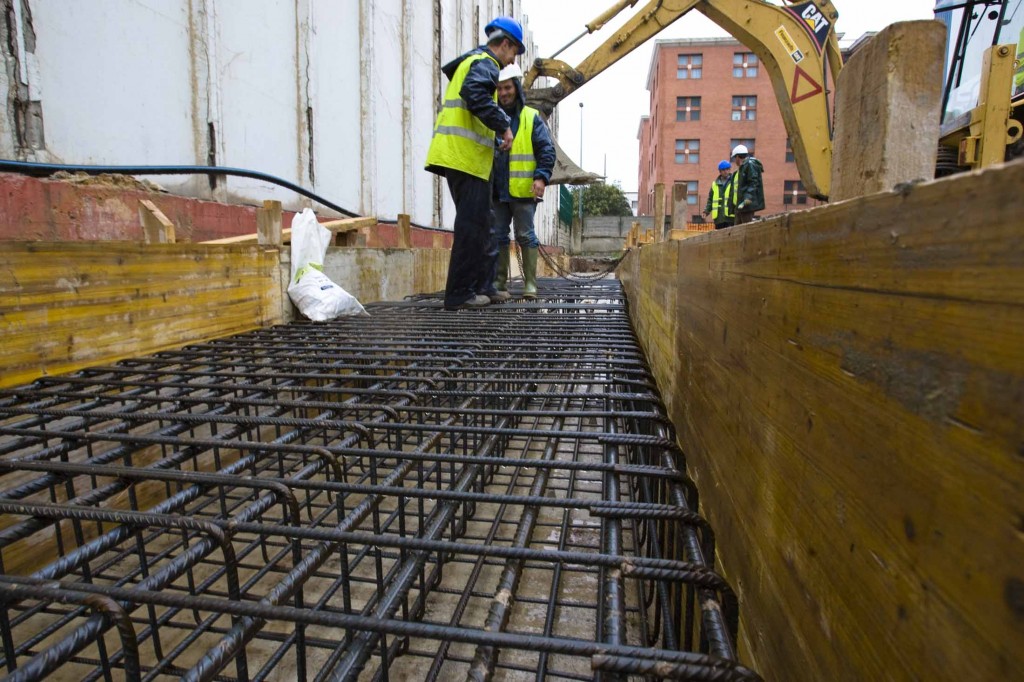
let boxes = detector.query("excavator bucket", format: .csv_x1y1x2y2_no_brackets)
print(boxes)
527,88,603,186
550,138,603,185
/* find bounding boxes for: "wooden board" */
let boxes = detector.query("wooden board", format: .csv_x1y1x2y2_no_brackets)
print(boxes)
202,216,377,245
0,241,283,388
619,160,1024,680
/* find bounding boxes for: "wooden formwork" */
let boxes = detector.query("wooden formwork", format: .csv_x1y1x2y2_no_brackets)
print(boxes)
619,159,1024,681
0,241,284,389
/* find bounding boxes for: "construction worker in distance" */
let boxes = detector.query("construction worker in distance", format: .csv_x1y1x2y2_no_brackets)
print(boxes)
489,63,556,301
425,16,525,310
702,160,738,230
730,144,764,225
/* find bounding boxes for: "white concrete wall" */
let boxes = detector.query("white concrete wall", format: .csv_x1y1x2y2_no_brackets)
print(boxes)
1,0,560,239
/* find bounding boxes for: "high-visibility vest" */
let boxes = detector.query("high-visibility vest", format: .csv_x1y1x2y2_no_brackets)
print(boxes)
709,174,738,221
1015,31,1024,91
508,106,539,198
425,52,500,181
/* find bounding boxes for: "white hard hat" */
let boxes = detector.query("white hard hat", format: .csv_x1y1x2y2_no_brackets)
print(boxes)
498,63,523,82
731,144,749,157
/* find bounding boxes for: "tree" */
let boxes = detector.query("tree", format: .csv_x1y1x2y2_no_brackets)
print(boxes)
580,182,632,217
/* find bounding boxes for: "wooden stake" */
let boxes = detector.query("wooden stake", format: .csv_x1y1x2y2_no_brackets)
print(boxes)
398,214,412,248
139,200,176,244
653,183,665,242
256,200,283,246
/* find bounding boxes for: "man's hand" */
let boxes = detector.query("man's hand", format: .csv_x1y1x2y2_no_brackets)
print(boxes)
532,179,546,199
701,211,709,218
738,200,748,210
499,128,513,152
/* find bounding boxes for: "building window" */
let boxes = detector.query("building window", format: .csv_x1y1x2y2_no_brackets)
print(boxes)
677,53,703,79
784,180,808,205
730,138,755,157
733,52,759,78
731,96,757,121
675,181,699,205
676,96,701,121
675,139,700,164
786,138,795,163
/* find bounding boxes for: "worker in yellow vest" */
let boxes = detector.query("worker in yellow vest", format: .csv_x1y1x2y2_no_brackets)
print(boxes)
702,160,738,229
489,64,556,300
425,17,524,310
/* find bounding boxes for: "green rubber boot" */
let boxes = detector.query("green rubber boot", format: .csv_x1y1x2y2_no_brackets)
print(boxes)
492,245,512,301
522,246,539,299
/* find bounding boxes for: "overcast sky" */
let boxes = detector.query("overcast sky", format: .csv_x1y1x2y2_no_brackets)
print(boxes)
519,0,939,192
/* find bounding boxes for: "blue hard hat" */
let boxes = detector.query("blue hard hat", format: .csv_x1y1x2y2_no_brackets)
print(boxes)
718,160,732,171
485,16,526,55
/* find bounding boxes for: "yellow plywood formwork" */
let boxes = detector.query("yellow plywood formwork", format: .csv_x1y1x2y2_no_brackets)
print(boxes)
0,241,283,388
619,160,1024,681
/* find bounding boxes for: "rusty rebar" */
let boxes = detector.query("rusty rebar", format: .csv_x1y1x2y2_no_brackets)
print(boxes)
0,279,756,681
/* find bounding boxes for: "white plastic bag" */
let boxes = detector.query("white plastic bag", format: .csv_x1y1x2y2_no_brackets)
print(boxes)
287,208,368,320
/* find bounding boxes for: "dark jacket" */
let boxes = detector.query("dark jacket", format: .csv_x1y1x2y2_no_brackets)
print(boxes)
441,47,511,137
736,156,765,212
492,77,556,203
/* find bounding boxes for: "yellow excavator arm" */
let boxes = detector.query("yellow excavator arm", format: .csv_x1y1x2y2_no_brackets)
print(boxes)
525,0,842,200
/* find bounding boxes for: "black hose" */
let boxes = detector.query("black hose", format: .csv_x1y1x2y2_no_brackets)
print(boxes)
0,159,512,236
0,159,360,217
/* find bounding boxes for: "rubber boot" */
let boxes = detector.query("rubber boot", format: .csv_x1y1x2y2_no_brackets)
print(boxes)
522,246,539,299
491,245,512,302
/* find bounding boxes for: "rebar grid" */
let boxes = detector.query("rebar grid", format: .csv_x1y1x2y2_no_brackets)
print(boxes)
0,279,759,681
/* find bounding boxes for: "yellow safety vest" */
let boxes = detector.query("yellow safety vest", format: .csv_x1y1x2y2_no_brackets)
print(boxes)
425,53,500,181
508,106,538,198
1015,31,1024,92
710,174,738,221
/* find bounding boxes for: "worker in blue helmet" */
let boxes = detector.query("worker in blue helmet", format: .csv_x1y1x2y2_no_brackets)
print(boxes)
425,16,525,309
485,16,526,55
703,159,738,229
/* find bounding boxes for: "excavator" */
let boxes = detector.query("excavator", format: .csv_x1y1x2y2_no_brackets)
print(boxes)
524,0,1023,199
934,0,1024,171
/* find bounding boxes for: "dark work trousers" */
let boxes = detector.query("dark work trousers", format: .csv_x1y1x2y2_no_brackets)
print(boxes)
486,199,540,289
734,211,756,225
444,168,498,308
713,221,734,230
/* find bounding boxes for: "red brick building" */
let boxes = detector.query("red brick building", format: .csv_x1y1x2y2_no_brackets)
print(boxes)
638,37,825,221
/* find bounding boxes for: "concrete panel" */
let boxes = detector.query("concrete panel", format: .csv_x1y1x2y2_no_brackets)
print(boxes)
214,1,301,206
280,246,450,316
409,0,437,223
5,1,534,228
30,1,195,168
365,1,407,219
619,160,1024,681
582,216,653,255
309,0,362,214
831,21,945,201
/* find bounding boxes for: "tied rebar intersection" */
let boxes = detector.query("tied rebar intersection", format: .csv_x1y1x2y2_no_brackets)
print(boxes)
0,278,758,681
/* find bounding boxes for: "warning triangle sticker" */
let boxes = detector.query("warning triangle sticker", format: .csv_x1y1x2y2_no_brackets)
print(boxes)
790,65,823,104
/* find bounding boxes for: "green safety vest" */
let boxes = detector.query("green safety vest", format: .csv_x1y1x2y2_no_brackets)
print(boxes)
508,106,538,198
710,174,738,221
425,53,500,181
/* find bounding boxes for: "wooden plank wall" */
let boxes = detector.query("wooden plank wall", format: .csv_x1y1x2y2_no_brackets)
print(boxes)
1,242,283,388
619,160,1024,680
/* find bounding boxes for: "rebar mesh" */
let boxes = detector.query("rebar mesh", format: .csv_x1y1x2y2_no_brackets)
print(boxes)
0,278,759,681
